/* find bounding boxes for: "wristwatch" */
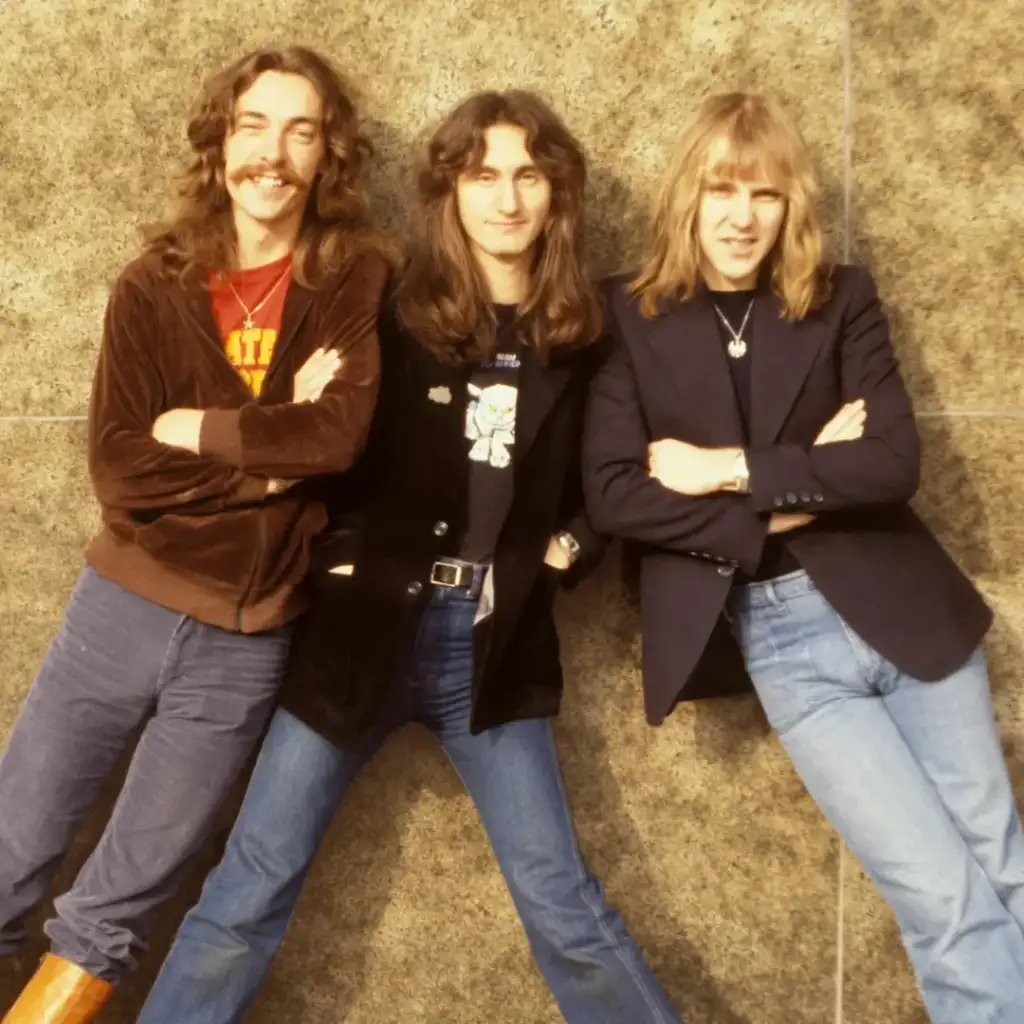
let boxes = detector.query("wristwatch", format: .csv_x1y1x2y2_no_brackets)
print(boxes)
728,450,750,494
555,531,582,567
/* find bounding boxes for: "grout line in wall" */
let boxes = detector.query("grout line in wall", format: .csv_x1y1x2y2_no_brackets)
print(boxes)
916,410,1024,418
842,0,853,268
0,416,88,422
836,844,846,1024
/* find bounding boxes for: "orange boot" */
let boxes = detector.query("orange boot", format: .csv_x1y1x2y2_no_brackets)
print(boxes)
2,953,113,1023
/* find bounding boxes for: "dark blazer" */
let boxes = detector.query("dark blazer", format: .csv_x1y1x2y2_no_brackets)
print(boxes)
280,308,607,744
582,265,991,726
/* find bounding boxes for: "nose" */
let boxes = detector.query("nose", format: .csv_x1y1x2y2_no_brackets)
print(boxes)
728,188,754,228
495,178,520,216
258,128,287,165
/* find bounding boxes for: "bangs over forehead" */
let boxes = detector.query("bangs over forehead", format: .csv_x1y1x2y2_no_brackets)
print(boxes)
461,122,536,172
702,110,798,191
431,92,582,185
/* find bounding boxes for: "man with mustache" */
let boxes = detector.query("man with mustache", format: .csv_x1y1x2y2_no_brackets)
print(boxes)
0,46,387,1024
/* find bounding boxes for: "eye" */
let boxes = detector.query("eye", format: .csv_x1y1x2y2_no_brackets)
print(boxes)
293,127,318,144
754,189,783,201
518,171,540,185
705,182,732,196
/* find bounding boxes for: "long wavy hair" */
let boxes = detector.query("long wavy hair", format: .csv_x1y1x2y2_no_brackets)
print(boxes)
143,46,390,285
631,92,830,320
396,90,602,366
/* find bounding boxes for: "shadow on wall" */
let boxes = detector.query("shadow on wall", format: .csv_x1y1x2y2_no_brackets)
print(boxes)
850,230,996,581
554,564,761,1024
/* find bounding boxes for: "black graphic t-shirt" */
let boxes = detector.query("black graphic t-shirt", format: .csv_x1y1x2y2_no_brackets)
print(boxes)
457,305,522,564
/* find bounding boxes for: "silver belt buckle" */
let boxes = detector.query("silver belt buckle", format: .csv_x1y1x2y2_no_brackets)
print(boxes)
430,560,469,588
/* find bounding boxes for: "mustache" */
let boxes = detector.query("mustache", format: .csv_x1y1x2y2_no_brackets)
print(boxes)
227,162,308,188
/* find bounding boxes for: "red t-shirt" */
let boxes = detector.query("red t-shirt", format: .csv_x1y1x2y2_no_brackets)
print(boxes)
208,252,293,396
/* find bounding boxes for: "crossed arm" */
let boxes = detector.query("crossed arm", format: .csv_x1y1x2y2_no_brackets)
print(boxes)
91,257,385,517
583,269,920,570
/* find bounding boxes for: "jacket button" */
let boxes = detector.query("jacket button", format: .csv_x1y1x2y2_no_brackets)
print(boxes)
813,493,825,503
773,496,784,507
785,492,798,505
433,521,449,537
799,492,811,503
406,581,423,597
717,566,734,577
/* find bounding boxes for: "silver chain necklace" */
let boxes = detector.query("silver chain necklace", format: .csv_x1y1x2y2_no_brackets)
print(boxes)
713,299,754,359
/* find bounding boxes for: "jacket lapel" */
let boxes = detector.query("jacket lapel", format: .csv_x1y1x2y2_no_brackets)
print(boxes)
513,344,572,466
644,289,745,445
179,269,314,394
181,274,226,354
417,347,470,454
750,291,827,445
260,281,314,392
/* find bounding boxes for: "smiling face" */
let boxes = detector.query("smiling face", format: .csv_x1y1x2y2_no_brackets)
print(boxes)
223,70,326,254
695,136,787,291
455,123,553,272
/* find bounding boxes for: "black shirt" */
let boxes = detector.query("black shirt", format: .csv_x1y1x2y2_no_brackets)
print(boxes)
457,305,522,564
709,288,800,583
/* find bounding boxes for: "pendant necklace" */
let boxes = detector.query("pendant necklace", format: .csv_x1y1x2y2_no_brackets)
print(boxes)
713,299,754,360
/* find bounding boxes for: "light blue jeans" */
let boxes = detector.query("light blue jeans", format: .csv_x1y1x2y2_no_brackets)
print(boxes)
138,587,679,1024
728,569,1024,1024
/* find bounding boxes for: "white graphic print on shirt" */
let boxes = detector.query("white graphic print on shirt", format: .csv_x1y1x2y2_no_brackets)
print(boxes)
465,381,518,469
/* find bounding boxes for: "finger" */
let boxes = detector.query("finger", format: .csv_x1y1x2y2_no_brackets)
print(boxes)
834,404,864,427
824,410,863,439
299,350,325,372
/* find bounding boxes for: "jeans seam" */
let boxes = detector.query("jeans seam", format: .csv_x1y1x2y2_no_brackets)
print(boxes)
542,733,674,1024
443,739,673,1023
153,615,192,696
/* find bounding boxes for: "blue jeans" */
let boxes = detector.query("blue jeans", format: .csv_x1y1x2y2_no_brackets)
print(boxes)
728,570,1024,1024
0,567,288,981
139,587,679,1024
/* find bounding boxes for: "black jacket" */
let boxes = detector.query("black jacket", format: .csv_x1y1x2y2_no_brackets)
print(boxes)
281,308,607,743
583,265,991,726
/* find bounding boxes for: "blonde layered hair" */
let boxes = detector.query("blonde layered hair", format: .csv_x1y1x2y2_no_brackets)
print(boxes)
631,92,829,320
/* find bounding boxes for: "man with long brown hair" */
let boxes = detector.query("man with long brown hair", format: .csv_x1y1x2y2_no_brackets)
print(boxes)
0,46,387,1024
136,90,680,1024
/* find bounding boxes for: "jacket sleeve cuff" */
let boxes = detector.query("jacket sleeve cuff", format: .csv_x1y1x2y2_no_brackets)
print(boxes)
746,443,824,514
199,407,244,467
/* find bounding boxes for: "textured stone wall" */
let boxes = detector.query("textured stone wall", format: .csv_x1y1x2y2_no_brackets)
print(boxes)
1,1,1020,1021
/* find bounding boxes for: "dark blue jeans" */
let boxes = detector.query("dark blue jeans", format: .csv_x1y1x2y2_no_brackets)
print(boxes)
0,567,289,981
139,586,680,1023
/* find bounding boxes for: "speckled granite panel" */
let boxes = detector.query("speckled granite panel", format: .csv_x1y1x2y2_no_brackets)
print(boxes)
0,0,844,414
0,422,96,726
911,417,1024,587
850,0,1024,413
842,418,1024,1021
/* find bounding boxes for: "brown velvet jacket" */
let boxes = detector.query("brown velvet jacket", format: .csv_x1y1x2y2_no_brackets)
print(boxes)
85,248,387,633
